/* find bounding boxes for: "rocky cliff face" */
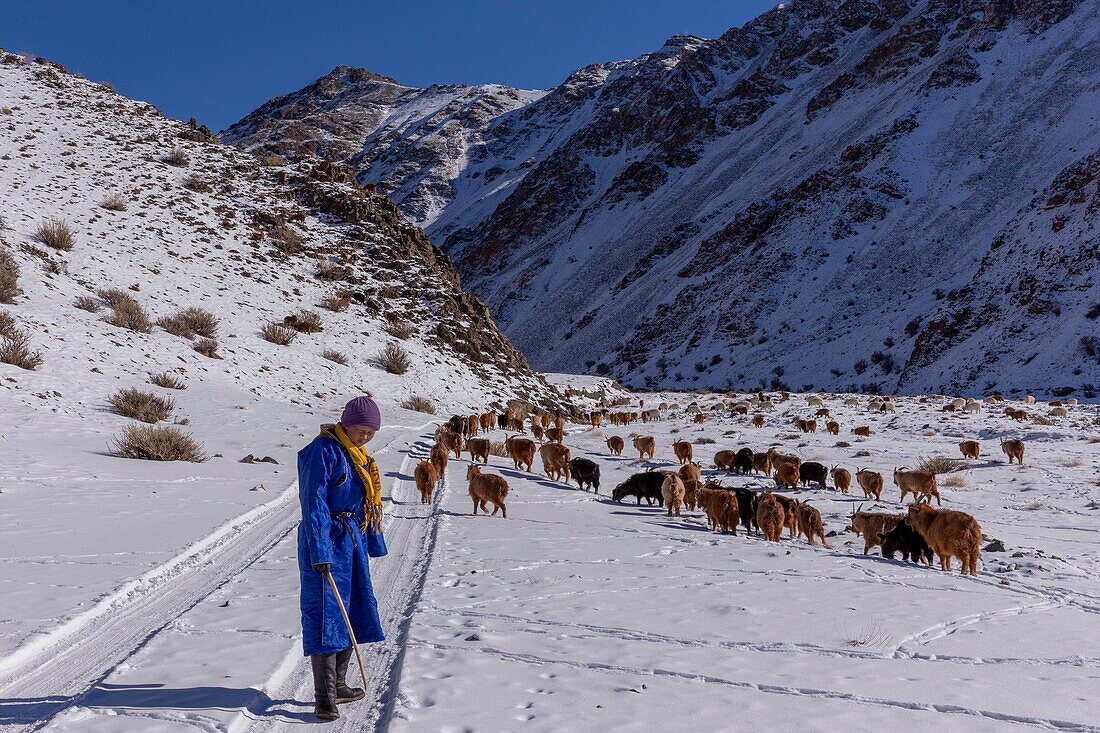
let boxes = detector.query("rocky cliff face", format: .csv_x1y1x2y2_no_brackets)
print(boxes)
224,0,1098,396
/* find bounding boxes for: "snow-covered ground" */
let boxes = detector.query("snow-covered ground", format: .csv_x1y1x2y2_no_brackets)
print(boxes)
4,386,1097,732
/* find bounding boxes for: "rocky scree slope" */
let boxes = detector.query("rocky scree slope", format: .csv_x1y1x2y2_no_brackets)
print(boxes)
0,51,565,427
224,0,1099,397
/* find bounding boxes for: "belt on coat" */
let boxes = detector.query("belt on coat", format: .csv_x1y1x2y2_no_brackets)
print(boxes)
331,511,360,548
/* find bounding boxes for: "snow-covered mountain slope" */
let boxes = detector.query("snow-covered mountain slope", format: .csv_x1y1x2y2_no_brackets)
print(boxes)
224,0,1100,397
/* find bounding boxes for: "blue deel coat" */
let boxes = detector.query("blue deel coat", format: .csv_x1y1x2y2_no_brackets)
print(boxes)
297,434,385,656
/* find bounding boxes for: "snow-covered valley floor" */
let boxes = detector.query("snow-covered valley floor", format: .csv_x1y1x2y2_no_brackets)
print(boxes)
2,391,1098,732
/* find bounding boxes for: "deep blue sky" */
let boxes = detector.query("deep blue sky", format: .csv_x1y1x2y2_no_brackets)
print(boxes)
2,1,777,131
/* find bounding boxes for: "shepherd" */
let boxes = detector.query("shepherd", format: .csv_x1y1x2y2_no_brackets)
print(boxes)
297,396,387,721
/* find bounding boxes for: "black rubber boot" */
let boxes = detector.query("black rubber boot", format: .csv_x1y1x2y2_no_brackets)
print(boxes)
311,654,340,721
335,647,366,704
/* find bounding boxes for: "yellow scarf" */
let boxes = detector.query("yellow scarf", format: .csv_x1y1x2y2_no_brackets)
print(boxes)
334,423,383,532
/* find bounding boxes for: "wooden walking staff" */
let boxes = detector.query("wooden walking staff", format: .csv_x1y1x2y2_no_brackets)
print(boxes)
324,569,369,693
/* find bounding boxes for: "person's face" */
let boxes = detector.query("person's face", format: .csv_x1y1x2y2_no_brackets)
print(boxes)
344,424,376,446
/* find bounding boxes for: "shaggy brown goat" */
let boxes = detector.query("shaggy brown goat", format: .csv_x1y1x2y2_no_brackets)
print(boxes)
825,420,840,435
661,474,686,517
958,440,980,460
852,426,872,437
672,439,693,465
795,501,829,547
437,428,463,460
907,501,982,575
605,436,624,456
752,414,765,427
850,505,903,554
429,443,448,476
466,465,509,518
682,479,699,512
893,467,940,505
770,494,799,538
830,465,851,494
1001,439,1025,465
505,435,536,472
752,452,773,476
414,461,439,504
856,468,883,501
698,487,739,534
774,462,800,490
713,449,736,470
679,463,701,485
466,437,491,465
539,442,572,483
633,435,656,460
756,493,785,542
545,426,564,443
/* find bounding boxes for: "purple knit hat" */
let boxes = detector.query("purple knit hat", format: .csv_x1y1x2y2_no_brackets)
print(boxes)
341,396,381,430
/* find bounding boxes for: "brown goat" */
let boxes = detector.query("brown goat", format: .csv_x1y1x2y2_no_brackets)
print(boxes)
752,414,765,427
768,448,801,472
544,426,564,443
713,449,736,470
771,494,799,538
661,474,686,517
633,435,656,460
698,487,739,534
816,408,831,418
795,501,829,547
825,420,840,435
893,468,940,505
505,435,536,472
958,440,980,460
694,412,706,424
590,412,602,428
1001,439,1025,465
856,468,883,501
679,463,701,485
466,464,509,518
414,461,439,504
438,429,463,459
480,412,495,431
830,465,851,494
467,414,480,437
466,437,491,465
850,506,903,554
756,493,785,542
605,436,624,456
774,462,800,490
539,442,572,483
852,426,872,437
672,439,693,465
682,479,699,512
429,443,449,476
752,452,773,477
532,424,545,442
907,502,981,575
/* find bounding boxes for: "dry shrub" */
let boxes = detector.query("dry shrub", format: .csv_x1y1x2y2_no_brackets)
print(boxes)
101,193,127,211
489,441,509,458
0,330,43,370
108,387,175,423
1031,414,1054,426
261,321,296,345
193,338,220,359
158,306,218,339
321,349,348,365
261,154,287,167
104,297,152,333
165,147,189,167
401,394,435,414
0,310,15,339
915,455,964,475
384,318,415,340
74,295,101,312
377,341,411,375
35,218,75,251
0,248,18,303
943,475,968,488
319,291,351,312
182,174,212,193
96,287,137,309
271,221,305,255
112,424,205,462
695,436,716,444
291,310,323,333
316,260,347,282
148,371,187,390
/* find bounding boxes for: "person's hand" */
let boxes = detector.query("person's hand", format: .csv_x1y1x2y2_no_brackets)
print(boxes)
313,562,331,574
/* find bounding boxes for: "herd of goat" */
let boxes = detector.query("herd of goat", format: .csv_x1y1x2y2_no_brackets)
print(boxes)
409,392,1074,577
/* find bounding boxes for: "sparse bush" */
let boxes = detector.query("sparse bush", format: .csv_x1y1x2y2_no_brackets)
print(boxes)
401,395,435,414
384,318,415,340
193,338,220,358
321,349,348,365
695,436,716,444
271,221,305,255
0,311,15,339
111,424,205,462
319,291,351,312
0,248,19,303
149,371,187,390
0,330,43,370
489,440,508,457
158,307,218,339
96,287,137,309
261,154,286,167
101,193,127,211
104,297,153,333
73,295,101,312
182,174,212,193
34,218,75,251
108,387,175,423
377,341,411,375
291,310,323,333
164,147,189,167
316,260,347,282
915,455,964,475
261,321,296,345
943,475,968,488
